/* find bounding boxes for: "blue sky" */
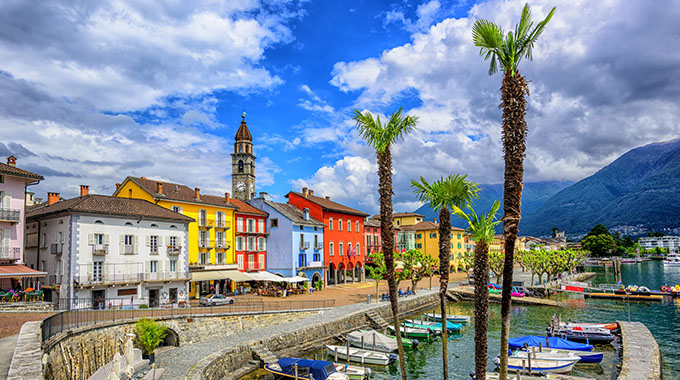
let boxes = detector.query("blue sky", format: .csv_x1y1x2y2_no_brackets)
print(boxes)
1,0,680,214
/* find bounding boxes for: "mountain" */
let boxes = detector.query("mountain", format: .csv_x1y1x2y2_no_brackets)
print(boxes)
521,138,680,236
413,180,573,231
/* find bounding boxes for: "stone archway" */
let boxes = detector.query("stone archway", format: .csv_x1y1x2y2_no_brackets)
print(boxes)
354,264,362,282
327,263,336,285
312,272,322,285
338,263,346,284
159,321,184,347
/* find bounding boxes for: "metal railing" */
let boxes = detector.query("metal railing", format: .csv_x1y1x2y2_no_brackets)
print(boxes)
41,298,335,343
0,246,17,260
0,209,20,222
166,246,181,255
76,270,190,285
92,245,108,256
51,243,63,255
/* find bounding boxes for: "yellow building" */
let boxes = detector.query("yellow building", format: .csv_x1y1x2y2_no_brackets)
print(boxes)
410,221,468,270
113,176,243,297
392,212,424,228
490,234,525,254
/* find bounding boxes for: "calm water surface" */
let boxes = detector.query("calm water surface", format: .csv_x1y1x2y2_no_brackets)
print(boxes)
242,261,679,380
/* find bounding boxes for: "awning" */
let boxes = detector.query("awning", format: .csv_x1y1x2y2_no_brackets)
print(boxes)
248,271,286,282
0,264,47,278
190,270,253,282
283,276,311,283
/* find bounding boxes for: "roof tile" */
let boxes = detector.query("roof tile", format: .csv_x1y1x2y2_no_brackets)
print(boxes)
0,162,43,181
288,192,369,217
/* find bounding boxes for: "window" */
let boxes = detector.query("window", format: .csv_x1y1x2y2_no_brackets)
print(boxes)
396,220,400,226
236,236,244,251
0,175,3,183
416,233,422,239
237,255,244,270
171,206,182,214
348,220,351,232
238,160,244,173
257,237,266,251
248,254,255,269
198,209,207,225
169,260,177,272
93,262,103,282
247,219,255,232
200,252,208,265
299,234,304,249
217,252,224,264
237,217,244,232
298,253,306,267
300,225,304,231
374,235,378,246
366,236,371,245
356,243,361,255
430,232,437,238
125,222,133,226
339,219,343,231
258,254,265,270
149,261,158,273
329,242,334,256
339,242,343,256
457,233,461,239
356,221,359,231
216,231,224,247
248,236,255,251
258,219,264,233
150,223,158,228
329,217,333,231
314,227,318,231
199,230,208,247
271,218,279,228
57,231,63,243
347,241,351,255
124,235,134,245
168,236,178,248
149,235,158,254
458,243,462,249
416,243,423,249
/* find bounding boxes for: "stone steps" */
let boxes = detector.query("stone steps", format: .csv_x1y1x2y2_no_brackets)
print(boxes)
365,310,388,329
250,343,278,364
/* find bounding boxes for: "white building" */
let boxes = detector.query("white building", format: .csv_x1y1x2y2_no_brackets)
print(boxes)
25,189,193,309
638,236,680,252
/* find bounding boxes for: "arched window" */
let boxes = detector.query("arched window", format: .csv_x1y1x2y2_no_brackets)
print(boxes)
95,220,104,224
239,145,243,153
125,222,133,226
150,223,158,228
238,160,244,173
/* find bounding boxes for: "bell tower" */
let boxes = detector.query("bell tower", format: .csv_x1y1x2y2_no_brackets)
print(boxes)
231,113,256,201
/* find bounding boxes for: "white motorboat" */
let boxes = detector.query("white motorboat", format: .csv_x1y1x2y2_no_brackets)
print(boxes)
510,348,580,362
325,345,396,366
485,373,595,380
494,357,578,374
422,312,471,323
333,363,371,380
517,347,604,363
663,254,680,266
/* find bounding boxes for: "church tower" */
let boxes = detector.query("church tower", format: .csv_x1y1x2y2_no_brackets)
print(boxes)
231,114,256,201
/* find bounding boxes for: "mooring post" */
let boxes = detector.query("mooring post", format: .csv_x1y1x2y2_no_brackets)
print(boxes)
373,334,376,351
346,341,350,363
335,347,338,362
522,359,526,375
546,336,550,348
294,363,298,380
361,335,364,350
538,342,542,352
528,354,532,375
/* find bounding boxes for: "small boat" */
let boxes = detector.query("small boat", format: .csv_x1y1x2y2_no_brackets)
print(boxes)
493,356,578,374
333,363,371,380
485,373,596,380
663,254,680,266
620,259,638,264
325,345,396,366
511,287,526,297
403,319,462,332
547,327,616,344
516,347,604,363
509,336,593,352
387,325,431,340
557,322,618,331
510,348,581,362
265,358,349,380
382,333,419,348
346,330,398,352
422,312,470,323
489,288,501,295
584,292,663,302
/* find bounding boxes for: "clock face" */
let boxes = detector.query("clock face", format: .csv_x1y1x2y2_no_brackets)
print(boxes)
236,181,246,192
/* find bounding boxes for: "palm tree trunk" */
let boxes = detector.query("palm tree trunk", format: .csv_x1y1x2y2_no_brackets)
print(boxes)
377,148,408,380
473,241,490,380
498,71,529,380
438,207,451,380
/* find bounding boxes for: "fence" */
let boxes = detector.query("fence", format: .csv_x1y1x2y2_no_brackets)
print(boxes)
41,298,335,343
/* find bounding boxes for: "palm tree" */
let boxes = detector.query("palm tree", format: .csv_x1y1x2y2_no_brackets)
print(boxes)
454,201,501,380
354,108,417,380
411,175,479,380
472,4,555,377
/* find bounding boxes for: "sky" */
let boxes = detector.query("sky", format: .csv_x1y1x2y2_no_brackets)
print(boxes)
1,0,679,214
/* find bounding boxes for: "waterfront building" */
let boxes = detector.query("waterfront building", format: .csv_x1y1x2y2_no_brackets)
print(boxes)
25,190,192,309
364,218,381,257
250,194,325,283
397,224,416,252
391,212,424,227
410,221,468,270
639,236,680,252
287,188,369,285
229,198,268,272
113,177,240,298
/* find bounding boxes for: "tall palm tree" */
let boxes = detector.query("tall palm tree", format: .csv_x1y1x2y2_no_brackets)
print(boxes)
454,201,501,380
411,175,479,380
472,4,555,378
354,108,417,380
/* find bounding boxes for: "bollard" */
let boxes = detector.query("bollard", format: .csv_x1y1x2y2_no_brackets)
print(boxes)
521,359,526,375
294,363,298,380
346,341,350,363
361,336,364,350
367,294,371,304
538,342,542,352
335,347,338,362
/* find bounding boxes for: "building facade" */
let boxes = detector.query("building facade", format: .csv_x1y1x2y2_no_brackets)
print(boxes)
364,218,381,257
231,115,256,201
639,236,680,252
250,196,325,284
392,212,424,228
229,198,268,272
411,221,468,270
25,193,192,309
287,188,368,285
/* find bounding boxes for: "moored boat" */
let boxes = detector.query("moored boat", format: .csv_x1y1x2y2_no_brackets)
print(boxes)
509,336,594,352
422,312,470,323
547,327,616,344
663,254,680,266
387,325,432,340
484,373,596,380
557,322,618,331
493,357,578,374
382,333,419,348
333,363,371,380
346,330,398,353
325,345,396,366
265,358,349,380
403,319,463,332
510,349,581,362
516,347,604,363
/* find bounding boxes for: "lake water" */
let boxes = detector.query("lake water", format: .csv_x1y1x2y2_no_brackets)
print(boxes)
242,261,679,380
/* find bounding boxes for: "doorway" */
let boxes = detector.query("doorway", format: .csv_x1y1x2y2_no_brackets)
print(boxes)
169,288,177,304
148,289,160,307
92,290,105,310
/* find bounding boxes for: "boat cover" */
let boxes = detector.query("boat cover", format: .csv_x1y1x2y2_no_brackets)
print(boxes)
278,358,335,379
347,330,398,352
508,335,594,351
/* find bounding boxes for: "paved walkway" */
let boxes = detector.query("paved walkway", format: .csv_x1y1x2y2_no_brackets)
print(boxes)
0,334,17,380
157,288,440,380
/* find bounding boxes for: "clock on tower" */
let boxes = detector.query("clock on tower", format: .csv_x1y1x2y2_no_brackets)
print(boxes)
231,113,256,201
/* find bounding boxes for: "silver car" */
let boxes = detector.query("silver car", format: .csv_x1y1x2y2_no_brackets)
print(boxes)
199,294,235,306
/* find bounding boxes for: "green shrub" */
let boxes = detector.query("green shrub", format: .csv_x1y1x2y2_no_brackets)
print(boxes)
138,304,149,309
134,318,167,355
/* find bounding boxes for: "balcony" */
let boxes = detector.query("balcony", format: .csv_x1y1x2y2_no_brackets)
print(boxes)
314,243,323,250
299,241,310,250
92,244,108,256
198,219,213,229
77,263,190,286
122,244,136,255
166,246,181,256
198,240,213,250
0,246,20,260
215,220,231,230
51,243,63,255
215,240,231,250
0,209,20,223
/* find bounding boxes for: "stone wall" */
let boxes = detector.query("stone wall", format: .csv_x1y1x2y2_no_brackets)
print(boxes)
7,321,42,380
0,302,55,311
41,311,316,380
617,321,662,380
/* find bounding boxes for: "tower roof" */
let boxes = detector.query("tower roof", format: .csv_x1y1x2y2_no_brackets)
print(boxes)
235,114,252,142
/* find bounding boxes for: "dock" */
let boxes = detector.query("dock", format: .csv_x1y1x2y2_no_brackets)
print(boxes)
584,293,663,302
448,287,558,307
618,321,662,380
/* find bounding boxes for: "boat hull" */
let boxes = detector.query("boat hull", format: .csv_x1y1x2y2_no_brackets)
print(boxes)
325,345,394,366
422,313,470,323
498,358,577,374
516,348,603,363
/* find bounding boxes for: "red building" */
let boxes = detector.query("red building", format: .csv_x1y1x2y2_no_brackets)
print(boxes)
287,187,369,285
229,198,268,272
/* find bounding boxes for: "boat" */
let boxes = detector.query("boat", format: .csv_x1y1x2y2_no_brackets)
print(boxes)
510,348,581,362
512,287,526,297
556,322,618,331
485,373,596,380
493,356,578,374
325,345,397,366
333,363,371,380
664,254,680,266
508,336,594,352
403,319,462,332
516,347,604,363
346,330,399,352
387,325,431,340
620,258,638,264
489,288,501,295
382,333,419,348
547,327,616,344
422,312,470,323
265,358,349,380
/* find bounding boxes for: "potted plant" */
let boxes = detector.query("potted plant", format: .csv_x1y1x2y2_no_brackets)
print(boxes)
134,318,167,364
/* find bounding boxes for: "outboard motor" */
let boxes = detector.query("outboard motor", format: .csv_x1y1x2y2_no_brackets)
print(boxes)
469,370,476,379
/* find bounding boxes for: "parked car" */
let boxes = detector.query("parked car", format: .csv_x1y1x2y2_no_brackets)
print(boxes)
199,294,235,306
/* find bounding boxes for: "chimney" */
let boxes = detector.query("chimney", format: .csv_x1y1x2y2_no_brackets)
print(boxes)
308,189,314,196
303,208,310,221
302,187,308,198
115,183,121,189
35,197,43,204
433,218,437,223
141,176,147,179
79,185,89,197
156,182,163,194
7,156,16,167
47,192,60,205
325,196,330,200
225,192,230,203
194,187,200,200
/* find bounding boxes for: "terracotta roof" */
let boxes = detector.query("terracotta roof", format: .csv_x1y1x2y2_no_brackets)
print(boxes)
393,212,424,218
118,177,236,209
229,198,267,216
235,116,252,141
265,201,325,226
0,162,43,181
0,264,46,278
26,194,194,223
409,221,440,231
364,218,381,228
287,192,369,217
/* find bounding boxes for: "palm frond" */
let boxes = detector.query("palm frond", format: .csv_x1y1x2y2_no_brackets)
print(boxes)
472,19,503,76
353,108,418,154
